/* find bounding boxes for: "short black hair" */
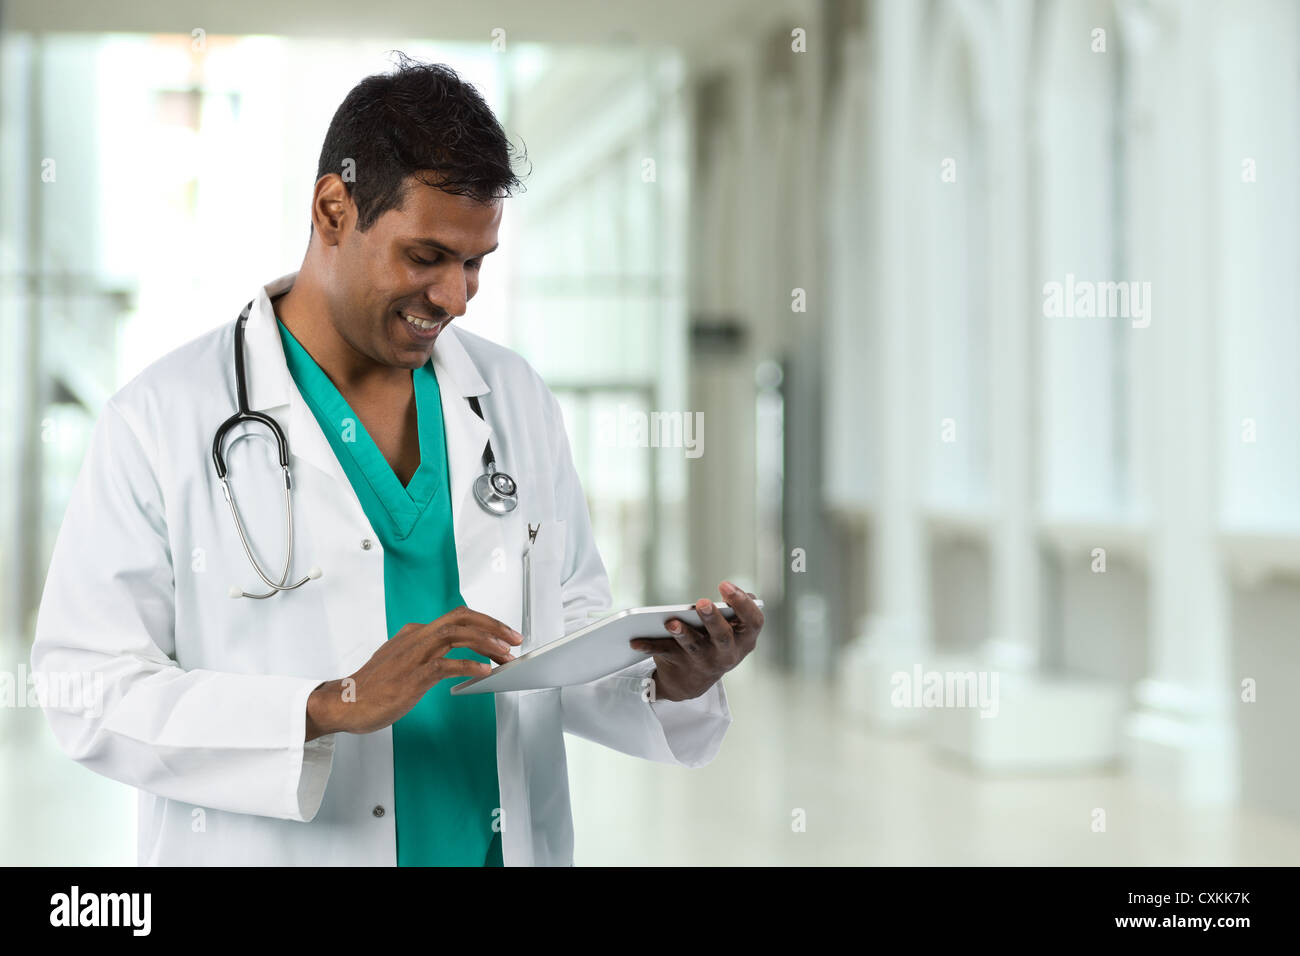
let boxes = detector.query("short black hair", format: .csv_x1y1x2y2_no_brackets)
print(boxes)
313,53,528,234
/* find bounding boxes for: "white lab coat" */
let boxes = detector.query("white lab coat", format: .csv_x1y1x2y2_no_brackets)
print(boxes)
30,271,732,866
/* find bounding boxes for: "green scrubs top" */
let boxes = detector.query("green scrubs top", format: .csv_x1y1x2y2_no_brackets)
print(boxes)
277,318,503,867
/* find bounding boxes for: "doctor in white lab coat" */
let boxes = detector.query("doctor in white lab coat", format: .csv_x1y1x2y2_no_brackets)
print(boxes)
30,261,765,864
29,118,764,863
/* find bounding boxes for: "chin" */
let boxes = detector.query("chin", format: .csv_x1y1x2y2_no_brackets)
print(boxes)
391,344,434,368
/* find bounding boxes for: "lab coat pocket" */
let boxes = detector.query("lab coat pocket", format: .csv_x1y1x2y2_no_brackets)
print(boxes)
522,519,567,656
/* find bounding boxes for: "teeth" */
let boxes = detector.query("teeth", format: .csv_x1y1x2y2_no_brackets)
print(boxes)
403,313,440,330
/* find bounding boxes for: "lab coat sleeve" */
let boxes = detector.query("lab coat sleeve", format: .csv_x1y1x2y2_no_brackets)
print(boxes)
29,397,335,822
544,391,732,768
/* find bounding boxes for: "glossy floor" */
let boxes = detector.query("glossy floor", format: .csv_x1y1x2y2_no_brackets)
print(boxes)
4,651,1298,866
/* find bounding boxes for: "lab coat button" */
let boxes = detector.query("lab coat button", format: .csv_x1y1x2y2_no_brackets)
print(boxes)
372,805,385,818
361,539,373,550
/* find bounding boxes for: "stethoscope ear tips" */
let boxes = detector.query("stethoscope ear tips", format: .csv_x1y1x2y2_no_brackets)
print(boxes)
228,585,243,599
307,567,323,580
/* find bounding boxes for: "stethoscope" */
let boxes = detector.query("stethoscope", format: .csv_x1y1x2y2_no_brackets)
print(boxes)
213,300,519,599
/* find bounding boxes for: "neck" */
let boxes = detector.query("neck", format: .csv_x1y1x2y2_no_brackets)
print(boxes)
274,265,407,395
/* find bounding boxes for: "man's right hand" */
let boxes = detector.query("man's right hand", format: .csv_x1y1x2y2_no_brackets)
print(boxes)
305,607,522,741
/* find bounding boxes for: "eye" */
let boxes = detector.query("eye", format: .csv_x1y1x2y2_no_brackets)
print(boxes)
467,259,483,270
410,253,438,267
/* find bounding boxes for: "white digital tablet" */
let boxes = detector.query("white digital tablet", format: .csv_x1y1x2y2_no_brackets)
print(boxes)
449,600,763,695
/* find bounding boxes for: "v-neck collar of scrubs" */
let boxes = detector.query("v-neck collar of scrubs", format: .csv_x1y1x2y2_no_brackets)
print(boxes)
276,318,446,539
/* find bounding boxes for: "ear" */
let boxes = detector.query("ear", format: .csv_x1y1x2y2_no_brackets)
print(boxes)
310,173,352,245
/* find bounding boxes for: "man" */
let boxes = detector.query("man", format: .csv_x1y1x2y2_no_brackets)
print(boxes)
31,56,762,866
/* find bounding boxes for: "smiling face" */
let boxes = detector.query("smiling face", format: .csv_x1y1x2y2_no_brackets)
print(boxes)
319,171,502,372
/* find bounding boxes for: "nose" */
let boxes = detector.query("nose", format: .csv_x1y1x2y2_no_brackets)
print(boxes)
425,270,468,320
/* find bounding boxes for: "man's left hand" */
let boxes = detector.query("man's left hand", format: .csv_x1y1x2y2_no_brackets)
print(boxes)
629,581,763,701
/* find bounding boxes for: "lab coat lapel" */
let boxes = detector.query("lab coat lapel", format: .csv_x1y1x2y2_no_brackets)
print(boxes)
241,272,352,486
431,325,519,628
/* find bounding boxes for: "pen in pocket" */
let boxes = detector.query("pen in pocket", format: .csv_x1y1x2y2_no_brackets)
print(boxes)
521,524,539,645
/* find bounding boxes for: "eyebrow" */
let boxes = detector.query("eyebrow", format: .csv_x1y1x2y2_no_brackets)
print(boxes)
409,237,499,260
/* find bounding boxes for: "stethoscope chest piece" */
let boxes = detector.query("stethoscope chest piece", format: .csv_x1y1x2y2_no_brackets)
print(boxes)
474,464,519,515
467,394,519,516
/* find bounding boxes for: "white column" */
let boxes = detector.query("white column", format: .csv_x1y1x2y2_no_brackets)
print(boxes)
1121,0,1237,806
982,0,1038,674
838,0,931,727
